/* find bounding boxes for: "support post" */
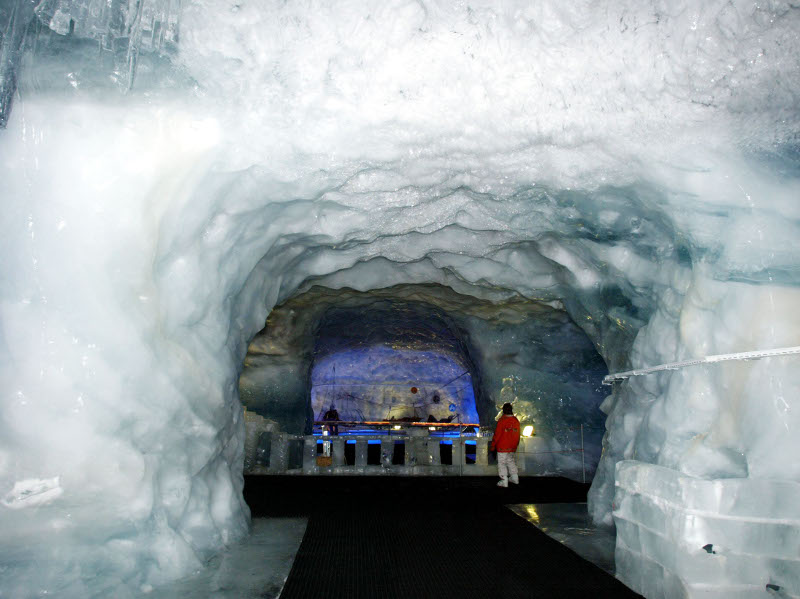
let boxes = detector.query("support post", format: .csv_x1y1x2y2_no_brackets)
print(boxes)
355,439,368,468
303,436,318,474
428,439,441,466
332,437,345,467
581,423,585,484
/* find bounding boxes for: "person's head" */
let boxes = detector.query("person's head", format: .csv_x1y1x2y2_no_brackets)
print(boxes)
502,402,513,415
330,404,336,411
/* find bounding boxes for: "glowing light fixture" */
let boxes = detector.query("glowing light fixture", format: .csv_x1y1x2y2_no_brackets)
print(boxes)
522,425,534,437
393,425,402,430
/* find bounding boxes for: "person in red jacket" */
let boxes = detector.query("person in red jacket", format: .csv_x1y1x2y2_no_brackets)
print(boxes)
490,402,520,487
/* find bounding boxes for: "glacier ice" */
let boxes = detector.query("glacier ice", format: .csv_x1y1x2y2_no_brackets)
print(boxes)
309,301,482,425
1,0,800,597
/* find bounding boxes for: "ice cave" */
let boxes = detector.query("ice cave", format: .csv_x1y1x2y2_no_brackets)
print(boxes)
1,1,799,597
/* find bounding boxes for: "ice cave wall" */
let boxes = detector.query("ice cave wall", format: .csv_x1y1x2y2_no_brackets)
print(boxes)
1,0,800,596
310,300,481,424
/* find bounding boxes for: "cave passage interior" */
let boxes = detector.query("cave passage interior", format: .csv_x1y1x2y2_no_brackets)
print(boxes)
238,285,609,475
307,300,482,429
1,1,800,598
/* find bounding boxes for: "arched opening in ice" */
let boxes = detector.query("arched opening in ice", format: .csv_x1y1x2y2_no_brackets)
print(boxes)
239,285,609,474
310,347,478,425
309,302,480,427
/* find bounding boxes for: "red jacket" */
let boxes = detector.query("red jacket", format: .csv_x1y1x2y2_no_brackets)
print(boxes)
490,414,520,452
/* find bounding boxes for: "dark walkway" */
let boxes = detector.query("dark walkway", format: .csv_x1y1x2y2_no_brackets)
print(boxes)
244,476,642,599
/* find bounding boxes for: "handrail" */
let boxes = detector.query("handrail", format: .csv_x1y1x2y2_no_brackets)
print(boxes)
603,345,800,385
313,421,480,427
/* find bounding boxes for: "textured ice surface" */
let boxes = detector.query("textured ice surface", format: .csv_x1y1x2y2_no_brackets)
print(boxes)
309,300,480,424
1,1,800,596
1,477,63,509
143,517,307,599
311,348,479,424
614,461,800,598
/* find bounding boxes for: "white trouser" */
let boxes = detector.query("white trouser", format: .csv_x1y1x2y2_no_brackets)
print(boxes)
497,451,518,483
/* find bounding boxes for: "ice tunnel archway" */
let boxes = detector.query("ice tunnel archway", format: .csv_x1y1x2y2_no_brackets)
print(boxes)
308,301,481,428
2,1,800,597
310,347,479,426
238,284,610,476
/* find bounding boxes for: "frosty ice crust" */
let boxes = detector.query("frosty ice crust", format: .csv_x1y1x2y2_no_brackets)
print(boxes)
1,0,800,597
614,461,800,597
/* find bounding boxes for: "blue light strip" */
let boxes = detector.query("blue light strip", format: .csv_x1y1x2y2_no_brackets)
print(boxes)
312,430,479,437
312,430,478,439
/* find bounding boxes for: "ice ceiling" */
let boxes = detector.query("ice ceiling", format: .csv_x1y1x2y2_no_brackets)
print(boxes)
1,0,800,596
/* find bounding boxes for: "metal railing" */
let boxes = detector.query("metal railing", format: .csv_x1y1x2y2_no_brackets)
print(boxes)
603,345,800,385
244,421,593,482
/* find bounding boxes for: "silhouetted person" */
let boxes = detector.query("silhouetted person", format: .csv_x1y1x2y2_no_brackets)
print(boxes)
323,404,340,436
490,402,520,487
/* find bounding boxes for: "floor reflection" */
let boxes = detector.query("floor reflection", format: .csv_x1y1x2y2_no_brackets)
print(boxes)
507,503,615,575
143,518,307,598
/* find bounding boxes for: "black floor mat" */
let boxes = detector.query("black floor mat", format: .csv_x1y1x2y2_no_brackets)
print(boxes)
244,476,642,599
